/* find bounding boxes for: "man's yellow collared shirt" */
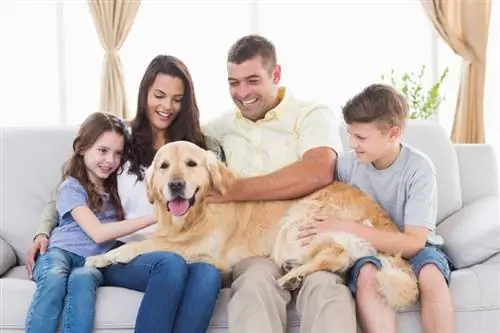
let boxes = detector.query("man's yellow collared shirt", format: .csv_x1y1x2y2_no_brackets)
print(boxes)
203,88,343,177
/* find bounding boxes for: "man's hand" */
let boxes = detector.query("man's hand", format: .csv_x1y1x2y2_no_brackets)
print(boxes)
206,189,232,204
26,234,49,279
206,179,242,204
298,215,357,246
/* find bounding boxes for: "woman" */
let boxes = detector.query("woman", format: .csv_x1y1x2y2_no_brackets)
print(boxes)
26,55,223,333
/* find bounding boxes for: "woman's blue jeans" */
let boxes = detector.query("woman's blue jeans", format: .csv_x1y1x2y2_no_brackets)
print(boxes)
25,247,103,333
102,251,221,333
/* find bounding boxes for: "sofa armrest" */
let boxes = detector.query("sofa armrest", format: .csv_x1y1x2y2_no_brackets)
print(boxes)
0,237,17,276
454,144,499,205
437,196,500,269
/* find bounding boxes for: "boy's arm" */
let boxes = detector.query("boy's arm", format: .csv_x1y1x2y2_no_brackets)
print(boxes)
224,106,343,201
344,162,436,259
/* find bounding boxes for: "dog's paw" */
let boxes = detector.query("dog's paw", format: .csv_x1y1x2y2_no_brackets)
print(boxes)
280,260,300,274
276,274,304,291
85,255,112,268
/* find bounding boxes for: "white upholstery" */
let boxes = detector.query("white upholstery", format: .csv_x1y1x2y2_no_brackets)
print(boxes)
1,121,500,333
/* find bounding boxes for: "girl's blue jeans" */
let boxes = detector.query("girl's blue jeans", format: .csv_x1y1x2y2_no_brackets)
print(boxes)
26,247,103,333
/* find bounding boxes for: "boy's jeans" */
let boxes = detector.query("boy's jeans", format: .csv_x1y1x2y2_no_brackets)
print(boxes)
25,247,103,333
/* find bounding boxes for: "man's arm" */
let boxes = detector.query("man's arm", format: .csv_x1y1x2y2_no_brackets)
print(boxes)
226,106,342,201
228,147,336,201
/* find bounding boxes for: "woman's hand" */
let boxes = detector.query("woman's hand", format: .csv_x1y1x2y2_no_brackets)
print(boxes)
26,234,49,279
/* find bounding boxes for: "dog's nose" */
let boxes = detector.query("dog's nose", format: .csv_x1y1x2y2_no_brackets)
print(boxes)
168,179,185,193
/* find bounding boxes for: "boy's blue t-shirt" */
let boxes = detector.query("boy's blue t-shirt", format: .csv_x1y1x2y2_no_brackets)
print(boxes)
49,176,118,257
336,143,444,246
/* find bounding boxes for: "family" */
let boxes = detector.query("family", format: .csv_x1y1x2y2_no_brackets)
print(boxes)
24,34,454,333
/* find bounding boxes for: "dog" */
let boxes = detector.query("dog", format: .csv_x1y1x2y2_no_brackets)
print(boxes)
85,140,419,309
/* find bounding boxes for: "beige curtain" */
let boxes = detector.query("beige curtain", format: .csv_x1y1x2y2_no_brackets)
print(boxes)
89,0,141,119
421,0,492,143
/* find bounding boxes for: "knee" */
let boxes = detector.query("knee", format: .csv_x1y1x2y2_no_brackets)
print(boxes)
418,264,447,295
232,260,279,292
303,271,351,296
152,252,188,279
68,267,103,288
356,263,378,292
190,263,221,290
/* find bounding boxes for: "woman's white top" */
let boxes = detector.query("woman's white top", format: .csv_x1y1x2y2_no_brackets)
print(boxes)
117,161,156,243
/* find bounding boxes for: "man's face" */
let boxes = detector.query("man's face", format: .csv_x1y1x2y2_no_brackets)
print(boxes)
347,122,401,164
227,56,281,121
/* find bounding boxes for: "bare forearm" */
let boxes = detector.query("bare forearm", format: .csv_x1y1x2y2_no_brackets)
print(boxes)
90,216,155,244
351,223,425,259
234,161,333,201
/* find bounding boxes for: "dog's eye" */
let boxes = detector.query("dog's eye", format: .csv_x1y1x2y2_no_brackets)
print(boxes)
160,162,169,169
186,160,197,167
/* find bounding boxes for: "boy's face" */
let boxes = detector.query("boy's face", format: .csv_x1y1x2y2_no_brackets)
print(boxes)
347,122,401,164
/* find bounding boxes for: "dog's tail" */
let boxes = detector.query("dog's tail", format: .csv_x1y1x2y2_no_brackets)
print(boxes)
375,253,419,310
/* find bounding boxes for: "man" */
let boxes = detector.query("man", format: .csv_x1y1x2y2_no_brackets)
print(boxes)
203,34,357,333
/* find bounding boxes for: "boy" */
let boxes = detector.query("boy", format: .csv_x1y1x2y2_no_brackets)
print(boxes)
299,83,453,333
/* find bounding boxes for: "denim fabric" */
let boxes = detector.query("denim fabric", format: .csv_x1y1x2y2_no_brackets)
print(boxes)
347,244,452,296
26,247,103,333
102,251,221,333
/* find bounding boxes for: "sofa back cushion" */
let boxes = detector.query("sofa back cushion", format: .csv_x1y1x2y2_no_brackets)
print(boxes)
1,127,78,263
338,120,463,223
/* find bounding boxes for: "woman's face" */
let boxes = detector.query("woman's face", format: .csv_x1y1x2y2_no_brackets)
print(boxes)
147,73,185,132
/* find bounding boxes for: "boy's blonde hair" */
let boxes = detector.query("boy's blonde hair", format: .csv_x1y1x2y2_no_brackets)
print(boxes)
342,83,409,131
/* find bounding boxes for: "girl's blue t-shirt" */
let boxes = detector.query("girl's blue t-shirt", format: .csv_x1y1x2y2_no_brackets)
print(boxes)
49,176,118,257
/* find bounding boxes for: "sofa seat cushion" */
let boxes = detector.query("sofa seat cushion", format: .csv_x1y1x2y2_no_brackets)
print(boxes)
437,196,500,269
5,261,500,333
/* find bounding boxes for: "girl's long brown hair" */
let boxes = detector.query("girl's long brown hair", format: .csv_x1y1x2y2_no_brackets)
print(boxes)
61,112,130,220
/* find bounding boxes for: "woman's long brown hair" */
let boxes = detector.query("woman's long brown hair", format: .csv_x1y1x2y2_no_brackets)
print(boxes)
61,112,130,220
128,55,207,181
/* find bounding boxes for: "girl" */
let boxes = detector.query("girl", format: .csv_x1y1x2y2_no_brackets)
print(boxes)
26,55,222,333
25,112,157,333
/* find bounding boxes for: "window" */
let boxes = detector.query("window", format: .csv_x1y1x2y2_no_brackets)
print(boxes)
121,1,253,123
2,1,59,126
62,1,102,125
258,1,434,120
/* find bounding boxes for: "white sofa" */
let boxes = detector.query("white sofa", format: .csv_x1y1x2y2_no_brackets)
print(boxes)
1,120,500,332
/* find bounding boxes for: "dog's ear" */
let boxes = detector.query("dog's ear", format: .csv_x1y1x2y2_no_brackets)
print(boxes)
145,163,156,204
206,151,234,195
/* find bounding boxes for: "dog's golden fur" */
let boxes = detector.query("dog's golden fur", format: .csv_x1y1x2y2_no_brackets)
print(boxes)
86,141,418,309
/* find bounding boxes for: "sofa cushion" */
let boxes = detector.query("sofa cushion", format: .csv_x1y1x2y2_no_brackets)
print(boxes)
0,127,77,263
0,237,17,275
437,196,500,269
338,120,463,224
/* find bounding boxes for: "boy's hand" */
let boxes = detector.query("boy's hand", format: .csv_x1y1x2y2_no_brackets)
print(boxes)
298,215,357,246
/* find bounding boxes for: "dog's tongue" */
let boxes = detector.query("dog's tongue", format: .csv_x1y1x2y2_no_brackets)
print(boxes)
168,199,190,216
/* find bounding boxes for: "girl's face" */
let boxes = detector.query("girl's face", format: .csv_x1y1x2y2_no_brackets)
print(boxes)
83,130,124,186
147,73,185,133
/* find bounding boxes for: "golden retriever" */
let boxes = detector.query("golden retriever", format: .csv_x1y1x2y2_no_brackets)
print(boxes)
85,141,418,309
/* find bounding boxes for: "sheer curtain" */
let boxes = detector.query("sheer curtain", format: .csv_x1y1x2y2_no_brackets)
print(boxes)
484,1,500,150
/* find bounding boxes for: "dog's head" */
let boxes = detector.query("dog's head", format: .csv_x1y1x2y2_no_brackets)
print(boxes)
146,141,234,217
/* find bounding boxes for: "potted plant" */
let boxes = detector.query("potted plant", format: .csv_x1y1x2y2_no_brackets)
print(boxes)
381,65,449,120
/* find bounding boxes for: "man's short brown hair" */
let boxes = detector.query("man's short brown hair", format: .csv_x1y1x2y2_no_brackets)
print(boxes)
227,34,277,72
342,83,409,129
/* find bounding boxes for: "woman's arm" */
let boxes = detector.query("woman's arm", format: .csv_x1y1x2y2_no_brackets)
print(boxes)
34,191,58,238
71,207,156,244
